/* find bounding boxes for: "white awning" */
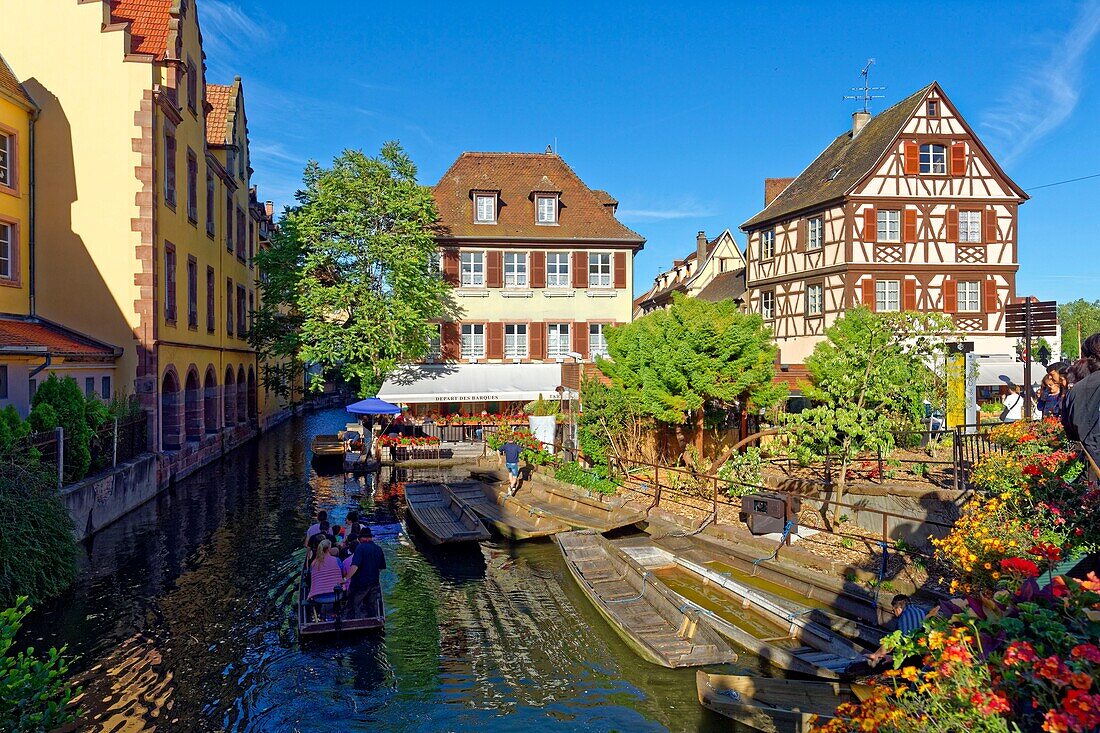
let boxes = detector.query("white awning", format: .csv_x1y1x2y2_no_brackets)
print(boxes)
975,356,1041,389
378,363,574,404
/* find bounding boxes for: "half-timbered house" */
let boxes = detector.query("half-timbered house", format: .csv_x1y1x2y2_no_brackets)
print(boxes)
633,229,746,319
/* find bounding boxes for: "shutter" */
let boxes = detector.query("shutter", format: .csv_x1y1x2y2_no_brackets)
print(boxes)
614,251,627,289
572,251,587,289
950,143,966,177
487,322,503,359
796,219,807,252
943,277,957,314
574,321,588,358
441,322,460,360
903,278,917,311
861,277,876,312
904,142,919,175
442,249,459,286
862,207,877,243
903,209,917,243
983,208,997,244
486,250,502,288
530,322,545,361
945,207,959,243
530,251,546,288
984,278,998,313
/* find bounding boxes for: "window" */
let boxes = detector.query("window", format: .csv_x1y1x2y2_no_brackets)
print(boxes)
226,194,233,252
504,252,528,287
460,251,485,287
588,253,612,288
236,284,246,337
546,252,570,287
460,324,485,359
588,323,609,360
164,245,177,322
85,377,95,398
206,266,215,332
0,365,7,399
226,278,234,335
475,194,496,223
877,210,901,242
536,195,557,224
919,144,947,174
186,150,198,223
504,324,528,359
760,229,775,259
236,207,246,260
876,280,901,312
101,376,111,400
0,132,11,188
0,222,11,279
186,59,198,113
427,324,441,359
959,211,982,243
761,291,775,320
806,283,824,316
720,258,729,273
808,217,824,250
164,128,177,207
958,281,981,313
548,323,570,359
206,170,216,236
187,257,198,328
927,100,939,116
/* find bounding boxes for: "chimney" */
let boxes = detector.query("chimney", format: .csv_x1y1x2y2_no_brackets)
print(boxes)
264,200,274,217
696,231,708,263
852,110,871,136
764,177,795,207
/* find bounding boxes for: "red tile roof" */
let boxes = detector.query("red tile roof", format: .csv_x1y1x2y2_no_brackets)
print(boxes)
433,152,644,244
0,317,120,359
773,364,810,390
0,53,33,108
205,83,233,144
110,0,172,59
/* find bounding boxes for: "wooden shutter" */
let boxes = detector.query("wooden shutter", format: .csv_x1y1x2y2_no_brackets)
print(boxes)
984,278,998,313
530,251,546,288
614,251,627,289
950,143,966,177
529,322,545,360
441,322,460,360
983,208,997,244
945,207,959,244
796,219,808,252
442,249,459,285
487,322,503,359
904,142,919,175
903,209,917,243
943,277,957,314
902,278,917,311
861,277,876,312
572,251,587,289
574,321,588,358
486,250,502,288
862,207,877,243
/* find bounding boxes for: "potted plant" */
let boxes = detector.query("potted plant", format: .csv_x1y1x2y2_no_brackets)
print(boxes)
525,394,560,454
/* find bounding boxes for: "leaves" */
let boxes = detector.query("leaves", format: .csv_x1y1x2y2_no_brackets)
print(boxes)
0,599,81,732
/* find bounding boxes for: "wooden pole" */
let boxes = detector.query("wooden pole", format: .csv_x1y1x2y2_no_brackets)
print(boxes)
1023,298,1033,420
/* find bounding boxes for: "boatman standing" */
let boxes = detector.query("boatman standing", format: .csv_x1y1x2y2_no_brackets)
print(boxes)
345,526,386,619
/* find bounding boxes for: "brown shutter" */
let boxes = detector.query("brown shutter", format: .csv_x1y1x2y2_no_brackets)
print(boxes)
903,209,917,243
574,321,588,358
529,322,545,361
902,278,917,311
796,219,808,252
861,277,876,312
862,207,877,243
486,250,502,288
614,251,627,289
950,143,966,177
530,251,546,288
984,278,998,313
943,277,957,314
983,208,997,244
442,249,459,286
945,207,959,243
572,251,587,289
487,322,503,359
441,322,460,360
904,142,919,175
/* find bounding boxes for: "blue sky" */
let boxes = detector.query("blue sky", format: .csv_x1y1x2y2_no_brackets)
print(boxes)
200,0,1100,301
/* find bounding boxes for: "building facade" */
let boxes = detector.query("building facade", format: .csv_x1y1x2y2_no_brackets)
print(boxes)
634,229,746,318
740,83,1027,364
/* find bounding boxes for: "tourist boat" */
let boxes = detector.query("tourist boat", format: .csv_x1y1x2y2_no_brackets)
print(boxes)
404,482,491,545
310,433,345,458
555,530,737,668
696,671,868,732
617,542,869,678
297,559,385,637
441,480,571,540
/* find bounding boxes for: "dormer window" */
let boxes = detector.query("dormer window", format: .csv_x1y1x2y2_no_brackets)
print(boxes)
927,100,939,117
536,195,558,224
474,193,496,223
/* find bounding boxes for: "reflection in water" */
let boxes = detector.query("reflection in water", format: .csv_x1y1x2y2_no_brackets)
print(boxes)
23,409,747,732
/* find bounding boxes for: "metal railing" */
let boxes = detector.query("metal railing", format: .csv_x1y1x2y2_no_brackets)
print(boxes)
18,412,149,489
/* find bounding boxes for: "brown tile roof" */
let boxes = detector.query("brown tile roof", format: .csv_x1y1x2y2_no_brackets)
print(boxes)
639,233,727,307
0,53,33,108
433,152,644,244
773,364,810,390
110,0,172,59
0,317,120,359
205,83,233,145
695,270,747,303
741,84,933,229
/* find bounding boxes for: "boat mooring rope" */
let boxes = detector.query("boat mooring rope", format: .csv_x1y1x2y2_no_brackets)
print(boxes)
606,571,650,604
752,519,795,566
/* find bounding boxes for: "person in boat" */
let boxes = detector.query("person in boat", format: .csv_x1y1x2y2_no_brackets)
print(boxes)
865,594,928,668
307,539,346,603
307,521,333,561
499,437,523,496
345,525,386,619
304,510,328,547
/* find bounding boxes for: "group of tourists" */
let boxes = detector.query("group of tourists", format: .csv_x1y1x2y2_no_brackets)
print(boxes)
304,509,387,619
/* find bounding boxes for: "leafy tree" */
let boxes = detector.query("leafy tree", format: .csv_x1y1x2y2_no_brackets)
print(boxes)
782,307,954,521
0,598,80,732
30,376,91,483
577,375,645,469
250,143,452,398
1058,299,1100,359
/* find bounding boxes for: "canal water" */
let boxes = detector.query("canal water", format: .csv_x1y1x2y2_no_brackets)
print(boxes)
23,408,755,732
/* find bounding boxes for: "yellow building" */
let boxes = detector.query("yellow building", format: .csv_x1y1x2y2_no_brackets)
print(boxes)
0,1,290,481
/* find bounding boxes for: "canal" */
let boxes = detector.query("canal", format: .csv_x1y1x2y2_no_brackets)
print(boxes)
24,408,756,732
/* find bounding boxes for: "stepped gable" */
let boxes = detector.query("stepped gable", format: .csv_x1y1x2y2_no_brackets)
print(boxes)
109,0,173,59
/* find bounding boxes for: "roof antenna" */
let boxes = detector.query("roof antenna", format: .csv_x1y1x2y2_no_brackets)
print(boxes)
843,58,886,113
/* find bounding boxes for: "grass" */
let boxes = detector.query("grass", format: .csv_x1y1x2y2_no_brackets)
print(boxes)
555,461,619,496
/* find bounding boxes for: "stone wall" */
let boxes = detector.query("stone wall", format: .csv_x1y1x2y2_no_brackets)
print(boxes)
61,453,158,541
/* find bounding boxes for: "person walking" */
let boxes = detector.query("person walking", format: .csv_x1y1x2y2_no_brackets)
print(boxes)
345,526,387,619
1001,384,1024,423
499,436,523,496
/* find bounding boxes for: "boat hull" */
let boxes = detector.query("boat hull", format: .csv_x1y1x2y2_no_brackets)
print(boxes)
298,560,385,637
405,482,491,545
443,480,570,540
696,671,854,733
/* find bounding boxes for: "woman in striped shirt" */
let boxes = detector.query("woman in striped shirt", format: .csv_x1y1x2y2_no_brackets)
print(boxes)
307,539,346,600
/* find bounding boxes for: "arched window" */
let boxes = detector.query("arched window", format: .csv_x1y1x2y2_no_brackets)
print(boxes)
184,368,203,443
919,143,946,174
161,370,182,452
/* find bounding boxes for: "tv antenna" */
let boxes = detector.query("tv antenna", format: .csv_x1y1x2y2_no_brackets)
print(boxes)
843,58,886,113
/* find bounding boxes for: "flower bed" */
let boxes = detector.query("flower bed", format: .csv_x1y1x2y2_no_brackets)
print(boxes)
377,435,441,447
485,425,558,467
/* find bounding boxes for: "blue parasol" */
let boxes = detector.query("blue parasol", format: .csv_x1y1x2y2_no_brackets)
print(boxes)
345,397,402,416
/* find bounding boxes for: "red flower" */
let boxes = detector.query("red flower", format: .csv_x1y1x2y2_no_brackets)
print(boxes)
1020,433,1038,443
1001,557,1041,579
1062,690,1100,730
970,690,1011,715
1033,655,1072,686
1023,464,1043,476
1003,640,1039,665
1029,543,1063,564
1071,644,1100,664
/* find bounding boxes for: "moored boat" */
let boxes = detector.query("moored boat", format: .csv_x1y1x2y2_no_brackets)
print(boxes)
297,558,385,637
442,480,571,540
310,433,345,458
696,671,867,733
405,482,491,545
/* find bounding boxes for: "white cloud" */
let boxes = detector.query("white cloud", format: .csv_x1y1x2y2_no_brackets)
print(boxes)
198,1,278,77
617,205,717,221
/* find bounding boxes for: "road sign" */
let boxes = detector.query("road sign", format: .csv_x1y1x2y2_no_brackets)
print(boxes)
1005,300,1058,337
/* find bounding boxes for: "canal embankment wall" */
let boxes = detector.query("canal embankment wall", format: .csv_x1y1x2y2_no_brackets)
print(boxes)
62,453,159,541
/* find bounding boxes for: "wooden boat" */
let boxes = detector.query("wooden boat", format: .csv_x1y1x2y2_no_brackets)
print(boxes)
556,530,737,668
310,433,345,458
696,671,867,733
442,480,570,540
404,482,491,545
298,559,385,636
619,543,867,678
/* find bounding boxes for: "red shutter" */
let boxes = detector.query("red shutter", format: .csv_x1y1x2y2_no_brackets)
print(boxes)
945,208,959,243
943,277,957,314
796,219,807,252
861,277,876,312
862,207,877,243
530,251,546,288
487,322,503,359
529,322,545,361
486,251,502,288
902,279,917,311
950,143,966,177
614,251,627,289
904,142,919,175
572,251,587,289
903,209,917,243
442,250,459,286
983,208,997,244
984,278,998,313
441,322,460,360
574,321,588,358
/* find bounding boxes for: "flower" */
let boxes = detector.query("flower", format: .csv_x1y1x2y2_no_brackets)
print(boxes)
1000,557,1041,579
1003,641,1038,666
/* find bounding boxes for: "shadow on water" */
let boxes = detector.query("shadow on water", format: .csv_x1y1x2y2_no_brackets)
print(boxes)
23,408,747,732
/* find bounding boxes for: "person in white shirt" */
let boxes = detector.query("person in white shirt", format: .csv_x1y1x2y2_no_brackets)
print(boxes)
1001,385,1024,423
303,510,327,547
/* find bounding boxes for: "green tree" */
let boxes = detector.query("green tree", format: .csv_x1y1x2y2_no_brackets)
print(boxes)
782,307,953,521
30,376,91,483
577,375,644,468
250,143,452,398
1058,299,1100,359
0,598,80,732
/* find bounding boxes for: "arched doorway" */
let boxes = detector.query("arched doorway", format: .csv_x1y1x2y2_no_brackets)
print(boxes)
224,365,236,427
247,367,257,422
161,369,182,452
204,366,219,434
184,367,203,443
236,366,246,423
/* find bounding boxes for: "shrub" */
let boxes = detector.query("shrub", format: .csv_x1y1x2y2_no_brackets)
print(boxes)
30,376,91,483
0,598,81,732
555,461,618,496
717,447,764,497
523,394,560,417
487,425,558,467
